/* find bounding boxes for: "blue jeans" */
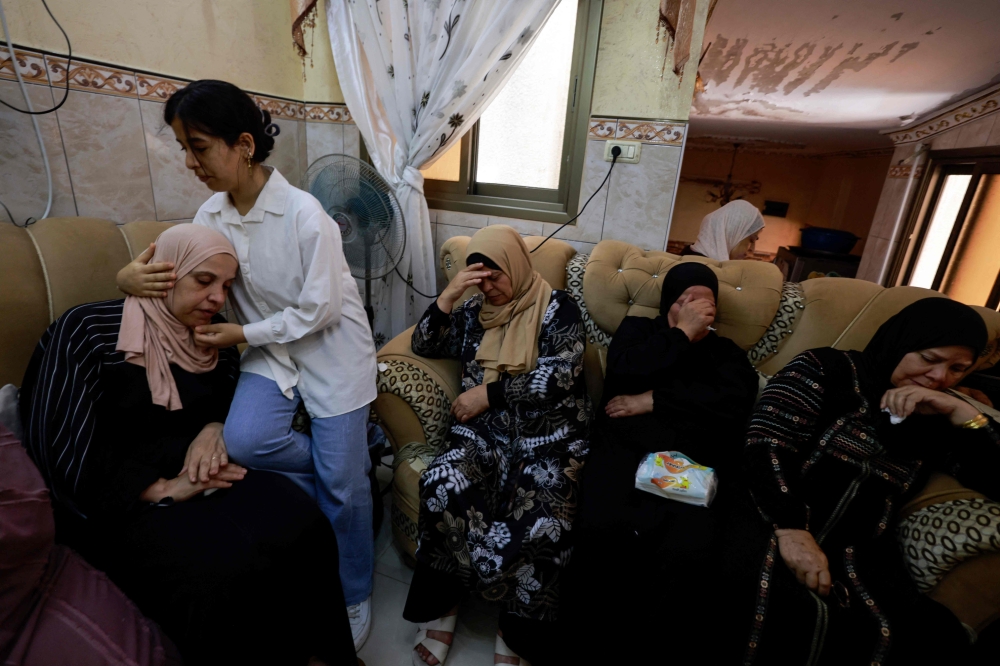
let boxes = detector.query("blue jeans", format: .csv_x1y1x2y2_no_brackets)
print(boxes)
223,372,374,605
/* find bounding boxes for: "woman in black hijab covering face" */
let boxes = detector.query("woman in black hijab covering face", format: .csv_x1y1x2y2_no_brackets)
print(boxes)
599,262,755,444
562,262,760,664
705,297,1000,666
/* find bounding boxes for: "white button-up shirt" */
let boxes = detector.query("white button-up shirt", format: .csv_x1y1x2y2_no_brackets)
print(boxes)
194,168,377,418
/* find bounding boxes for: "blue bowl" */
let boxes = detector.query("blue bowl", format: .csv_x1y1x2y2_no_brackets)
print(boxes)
800,227,859,254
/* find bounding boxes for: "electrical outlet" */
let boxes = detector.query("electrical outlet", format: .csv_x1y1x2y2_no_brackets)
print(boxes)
604,139,641,164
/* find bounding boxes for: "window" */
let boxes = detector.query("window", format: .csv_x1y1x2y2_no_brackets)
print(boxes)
421,0,603,224
894,153,1000,309
908,171,972,289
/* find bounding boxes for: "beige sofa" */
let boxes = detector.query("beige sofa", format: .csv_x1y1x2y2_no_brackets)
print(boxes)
3,219,999,635
374,234,1000,636
1,218,173,388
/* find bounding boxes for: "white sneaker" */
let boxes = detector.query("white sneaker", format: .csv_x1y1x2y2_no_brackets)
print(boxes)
348,596,372,651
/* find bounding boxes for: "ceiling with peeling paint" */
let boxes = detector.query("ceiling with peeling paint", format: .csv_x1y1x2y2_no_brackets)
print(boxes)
689,0,1000,152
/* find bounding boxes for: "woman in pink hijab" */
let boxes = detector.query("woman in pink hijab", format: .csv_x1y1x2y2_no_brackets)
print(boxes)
19,224,357,666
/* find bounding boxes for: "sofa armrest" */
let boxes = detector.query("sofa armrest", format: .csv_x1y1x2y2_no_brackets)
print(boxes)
373,326,462,456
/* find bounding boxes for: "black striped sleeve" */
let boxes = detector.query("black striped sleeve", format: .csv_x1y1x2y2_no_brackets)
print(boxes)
20,300,125,516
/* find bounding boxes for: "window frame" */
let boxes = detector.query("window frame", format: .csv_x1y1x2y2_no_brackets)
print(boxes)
890,149,1000,292
423,0,603,224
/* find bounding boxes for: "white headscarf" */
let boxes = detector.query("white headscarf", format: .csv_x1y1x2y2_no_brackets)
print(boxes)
690,200,766,261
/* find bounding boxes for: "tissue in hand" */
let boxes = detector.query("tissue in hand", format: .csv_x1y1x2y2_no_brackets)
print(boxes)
882,407,905,425
634,451,717,507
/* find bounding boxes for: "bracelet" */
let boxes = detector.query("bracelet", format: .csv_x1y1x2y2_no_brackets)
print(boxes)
960,413,989,430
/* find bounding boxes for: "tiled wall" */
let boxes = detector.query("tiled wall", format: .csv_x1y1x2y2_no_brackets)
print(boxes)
4,46,688,298
0,45,359,226
430,117,687,289
856,91,1000,283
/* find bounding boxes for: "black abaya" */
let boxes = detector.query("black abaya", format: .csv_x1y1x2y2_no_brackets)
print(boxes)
20,300,357,666
566,312,759,663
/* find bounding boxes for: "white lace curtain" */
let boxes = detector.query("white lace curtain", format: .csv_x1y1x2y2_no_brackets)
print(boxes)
327,0,560,343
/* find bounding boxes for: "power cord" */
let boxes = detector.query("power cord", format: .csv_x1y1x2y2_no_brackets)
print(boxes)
0,0,71,226
0,197,15,223
396,145,621,299
0,0,72,115
531,145,620,253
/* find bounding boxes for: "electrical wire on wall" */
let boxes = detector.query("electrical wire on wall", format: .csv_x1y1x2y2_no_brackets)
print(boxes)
0,0,73,226
396,146,621,300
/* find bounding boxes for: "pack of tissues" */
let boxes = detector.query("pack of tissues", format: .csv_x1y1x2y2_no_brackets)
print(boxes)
634,451,718,507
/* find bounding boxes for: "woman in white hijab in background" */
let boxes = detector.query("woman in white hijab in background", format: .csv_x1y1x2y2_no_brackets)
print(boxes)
683,200,765,261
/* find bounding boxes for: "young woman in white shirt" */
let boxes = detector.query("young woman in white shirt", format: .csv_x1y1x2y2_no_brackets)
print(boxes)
117,80,378,650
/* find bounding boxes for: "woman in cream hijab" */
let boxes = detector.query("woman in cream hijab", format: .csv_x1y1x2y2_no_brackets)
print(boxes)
683,199,766,261
405,225,591,666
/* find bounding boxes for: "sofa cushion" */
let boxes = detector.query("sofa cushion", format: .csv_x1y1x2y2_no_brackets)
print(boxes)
583,240,783,351
566,253,611,347
25,218,132,322
119,220,176,260
755,277,885,377
0,224,49,387
747,282,806,368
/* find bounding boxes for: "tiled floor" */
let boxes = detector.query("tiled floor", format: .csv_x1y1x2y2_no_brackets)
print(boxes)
362,460,498,666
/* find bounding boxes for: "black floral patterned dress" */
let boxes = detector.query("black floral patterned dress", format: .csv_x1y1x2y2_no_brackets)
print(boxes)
408,291,591,622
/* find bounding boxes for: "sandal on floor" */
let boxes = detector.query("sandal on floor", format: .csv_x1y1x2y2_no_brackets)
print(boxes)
494,634,532,666
412,614,457,666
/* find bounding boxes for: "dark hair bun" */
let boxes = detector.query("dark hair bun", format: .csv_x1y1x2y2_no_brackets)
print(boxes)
164,80,279,163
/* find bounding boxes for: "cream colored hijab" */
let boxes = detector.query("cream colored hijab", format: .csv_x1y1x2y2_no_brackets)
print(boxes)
116,224,238,411
691,200,765,261
468,226,552,383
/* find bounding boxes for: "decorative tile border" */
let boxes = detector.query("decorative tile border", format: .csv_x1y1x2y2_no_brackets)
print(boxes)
136,72,187,101
0,44,352,124
588,117,618,139
887,164,925,179
0,45,49,85
303,103,352,123
252,94,304,120
886,88,1000,145
588,117,686,145
45,55,137,98
616,120,685,145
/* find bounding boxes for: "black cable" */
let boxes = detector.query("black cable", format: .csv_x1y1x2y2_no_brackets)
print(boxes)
0,0,71,115
0,197,14,223
530,147,619,253
397,147,621,299
395,264,440,299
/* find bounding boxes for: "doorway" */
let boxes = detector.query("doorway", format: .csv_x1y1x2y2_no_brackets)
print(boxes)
895,154,1000,310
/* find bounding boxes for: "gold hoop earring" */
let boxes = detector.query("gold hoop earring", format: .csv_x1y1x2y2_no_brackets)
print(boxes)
247,149,253,173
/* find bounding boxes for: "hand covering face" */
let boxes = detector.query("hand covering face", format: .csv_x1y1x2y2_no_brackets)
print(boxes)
466,225,552,383
659,262,719,316
116,224,237,411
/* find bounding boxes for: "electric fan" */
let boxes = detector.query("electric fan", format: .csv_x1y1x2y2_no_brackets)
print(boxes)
303,155,406,326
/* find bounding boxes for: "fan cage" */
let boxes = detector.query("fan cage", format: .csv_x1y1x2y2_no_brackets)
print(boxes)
303,154,406,282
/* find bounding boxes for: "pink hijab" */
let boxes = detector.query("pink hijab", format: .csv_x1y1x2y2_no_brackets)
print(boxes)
116,224,237,411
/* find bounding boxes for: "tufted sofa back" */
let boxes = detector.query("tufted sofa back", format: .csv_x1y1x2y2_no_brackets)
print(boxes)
440,235,1000,398
582,240,783,351
0,219,173,387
